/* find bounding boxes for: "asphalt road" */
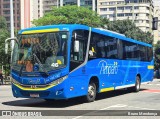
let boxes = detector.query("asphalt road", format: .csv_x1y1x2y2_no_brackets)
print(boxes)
0,79,160,119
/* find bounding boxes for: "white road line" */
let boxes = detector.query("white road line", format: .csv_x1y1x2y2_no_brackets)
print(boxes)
72,104,123,119
127,105,156,110
143,91,160,94
72,104,156,119
100,104,127,110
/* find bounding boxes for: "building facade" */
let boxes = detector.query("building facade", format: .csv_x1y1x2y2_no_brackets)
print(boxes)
0,0,20,29
20,0,44,29
20,0,97,29
97,0,154,33
41,0,97,13
153,0,160,44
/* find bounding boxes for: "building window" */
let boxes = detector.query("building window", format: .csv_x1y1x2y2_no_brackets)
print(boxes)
3,10,10,14
109,7,116,11
134,6,139,9
117,13,124,17
3,4,10,8
109,14,115,18
100,2,108,6
117,7,124,10
125,13,132,16
100,8,107,11
125,6,132,10
109,2,115,5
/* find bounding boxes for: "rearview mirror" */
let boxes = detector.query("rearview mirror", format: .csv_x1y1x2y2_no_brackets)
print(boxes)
74,40,79,52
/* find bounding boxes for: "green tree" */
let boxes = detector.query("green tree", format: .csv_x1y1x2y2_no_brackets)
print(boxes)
32,5,109,28
0,16,10,73
0,16,7,29
154,41,160,70
107,20,153,44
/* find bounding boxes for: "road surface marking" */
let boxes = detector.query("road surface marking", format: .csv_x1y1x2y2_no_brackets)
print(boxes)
142,89,160,93
72,104,124,119
72,103,156,119
126,105,156,110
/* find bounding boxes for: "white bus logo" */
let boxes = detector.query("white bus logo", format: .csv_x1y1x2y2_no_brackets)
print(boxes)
98,60,118,76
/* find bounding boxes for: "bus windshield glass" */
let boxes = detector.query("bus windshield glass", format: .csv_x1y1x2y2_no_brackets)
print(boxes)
12,31,68,73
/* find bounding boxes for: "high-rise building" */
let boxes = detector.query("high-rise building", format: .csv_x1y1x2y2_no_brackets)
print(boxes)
64,0,96,11
153,0,160,44
0,0,20,30
97,0,154,33
20,0,97,29
20,0,44,29
42,0,97,13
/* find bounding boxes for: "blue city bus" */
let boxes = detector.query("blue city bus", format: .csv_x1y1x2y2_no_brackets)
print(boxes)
7,24,154,102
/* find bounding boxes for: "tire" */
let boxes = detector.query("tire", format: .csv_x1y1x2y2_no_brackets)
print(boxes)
133,76,141,92
84,81,97,102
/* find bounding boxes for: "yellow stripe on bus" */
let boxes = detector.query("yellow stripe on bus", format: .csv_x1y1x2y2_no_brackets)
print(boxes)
22,28,60,34
100,87,114,93
12,83,55,91
148,65,154,69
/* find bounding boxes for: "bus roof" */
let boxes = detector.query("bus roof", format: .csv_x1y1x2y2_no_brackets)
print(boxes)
19,24,152,47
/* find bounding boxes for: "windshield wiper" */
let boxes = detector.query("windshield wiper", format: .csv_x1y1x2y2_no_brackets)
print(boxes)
19,64,24,76
33,53,49,76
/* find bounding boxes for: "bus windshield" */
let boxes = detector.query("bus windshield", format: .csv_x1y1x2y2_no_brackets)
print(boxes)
12,31,68,73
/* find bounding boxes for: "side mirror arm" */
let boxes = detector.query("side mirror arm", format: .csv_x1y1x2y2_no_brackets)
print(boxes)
5,37,19,54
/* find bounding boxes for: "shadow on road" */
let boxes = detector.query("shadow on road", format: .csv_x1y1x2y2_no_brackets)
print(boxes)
2,88,147,108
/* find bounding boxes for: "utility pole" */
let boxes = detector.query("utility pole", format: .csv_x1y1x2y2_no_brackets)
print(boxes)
10,0,15,50
92,0,95,11
60,0,63,7
77,0,80,7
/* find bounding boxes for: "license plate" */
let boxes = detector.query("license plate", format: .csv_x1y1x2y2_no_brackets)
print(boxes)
30,94,39,98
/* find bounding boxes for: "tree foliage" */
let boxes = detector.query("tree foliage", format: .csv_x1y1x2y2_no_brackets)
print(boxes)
33,5,109,28
0,16,10,68
107,20,153,44
154,41,160,70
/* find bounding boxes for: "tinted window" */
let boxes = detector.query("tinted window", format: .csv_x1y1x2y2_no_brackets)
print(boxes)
147,47,153,61
89,32,118,60
123,41,140,60
139,45,148,61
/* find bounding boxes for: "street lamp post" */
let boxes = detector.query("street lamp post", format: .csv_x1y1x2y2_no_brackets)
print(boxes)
10,0,15,49
10,0,15,66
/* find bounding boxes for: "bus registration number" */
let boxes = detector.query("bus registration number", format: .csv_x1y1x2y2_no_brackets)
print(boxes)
30,94,39,98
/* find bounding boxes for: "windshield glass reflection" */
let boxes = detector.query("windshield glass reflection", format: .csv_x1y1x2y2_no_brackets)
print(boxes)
12,31,68,73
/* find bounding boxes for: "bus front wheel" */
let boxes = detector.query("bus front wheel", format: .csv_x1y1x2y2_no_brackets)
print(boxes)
133,76,141,92
84,81,96,102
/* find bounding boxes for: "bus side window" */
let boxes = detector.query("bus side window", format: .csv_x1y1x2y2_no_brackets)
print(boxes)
117,39,123,59
89,33,97,59
70,30,89,71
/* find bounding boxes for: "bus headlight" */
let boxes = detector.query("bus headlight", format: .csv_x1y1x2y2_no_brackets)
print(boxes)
12,78,20,85
49,75,68,86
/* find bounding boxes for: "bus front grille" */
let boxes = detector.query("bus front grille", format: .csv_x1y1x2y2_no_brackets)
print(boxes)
20,91,50,97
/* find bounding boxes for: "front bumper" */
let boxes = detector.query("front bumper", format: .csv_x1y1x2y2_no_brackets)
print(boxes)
11,82,67,99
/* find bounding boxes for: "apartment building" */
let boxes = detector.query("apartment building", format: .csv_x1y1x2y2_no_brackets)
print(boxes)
20,0,44,29
64,0,96,11
0,0,20,29
153,0,160,44
98,0,154,33
42,0,97,13
20,0,97,29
